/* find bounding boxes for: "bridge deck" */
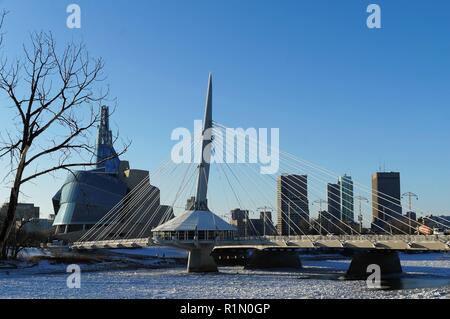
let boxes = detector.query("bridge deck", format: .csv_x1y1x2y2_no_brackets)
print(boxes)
71,235,450,251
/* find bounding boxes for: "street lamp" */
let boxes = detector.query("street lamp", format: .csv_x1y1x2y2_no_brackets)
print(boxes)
355,196,369,233
313,199,328,235
402,192,418,235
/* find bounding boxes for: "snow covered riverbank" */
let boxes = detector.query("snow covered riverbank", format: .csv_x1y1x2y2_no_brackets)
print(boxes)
0,246,188,276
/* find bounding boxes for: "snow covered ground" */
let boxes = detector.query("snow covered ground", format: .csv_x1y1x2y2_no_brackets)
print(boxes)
0,250,449,299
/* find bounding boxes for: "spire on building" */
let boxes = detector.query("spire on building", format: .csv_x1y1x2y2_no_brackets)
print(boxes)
96,105,120,173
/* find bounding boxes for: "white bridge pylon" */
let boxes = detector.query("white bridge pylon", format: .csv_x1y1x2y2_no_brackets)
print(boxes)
152,73,237,272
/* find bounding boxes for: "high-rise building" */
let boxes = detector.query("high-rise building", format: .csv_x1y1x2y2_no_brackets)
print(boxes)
277,174,309,236
327,183,341,220
340,175,354,222
372,172,402,222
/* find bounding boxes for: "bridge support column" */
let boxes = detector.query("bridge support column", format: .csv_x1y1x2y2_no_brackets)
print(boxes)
187,247,218,273
245,249,302,270
346,250,402,279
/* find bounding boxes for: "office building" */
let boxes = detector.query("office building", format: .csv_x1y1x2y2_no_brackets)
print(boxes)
277,174,309,236
327,183,341,220
372,172,402,222
340,175,354,222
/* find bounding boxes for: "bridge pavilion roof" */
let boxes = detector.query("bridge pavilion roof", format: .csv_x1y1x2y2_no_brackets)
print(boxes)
152,210,236,232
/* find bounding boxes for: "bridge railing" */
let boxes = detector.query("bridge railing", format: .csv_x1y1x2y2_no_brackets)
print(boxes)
234,234,450,242
72,238,150,248
73,234,450,249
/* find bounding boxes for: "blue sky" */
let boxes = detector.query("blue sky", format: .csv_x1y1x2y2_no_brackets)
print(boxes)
0,0,449,218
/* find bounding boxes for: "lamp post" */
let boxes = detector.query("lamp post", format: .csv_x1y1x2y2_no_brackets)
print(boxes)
288,202,291,237
355,196,368,233
402,192,418,235
313,199,328,235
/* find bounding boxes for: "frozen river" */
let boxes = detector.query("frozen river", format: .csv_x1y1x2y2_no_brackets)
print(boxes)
0,253,449,299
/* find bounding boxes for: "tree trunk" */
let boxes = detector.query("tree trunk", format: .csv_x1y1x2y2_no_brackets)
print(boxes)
0,145,29,259
0,183,20,259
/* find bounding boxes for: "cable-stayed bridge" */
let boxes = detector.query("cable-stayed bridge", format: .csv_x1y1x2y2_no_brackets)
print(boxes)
72,74,450,277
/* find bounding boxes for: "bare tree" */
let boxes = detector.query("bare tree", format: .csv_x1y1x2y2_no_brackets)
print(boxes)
0,12,128,258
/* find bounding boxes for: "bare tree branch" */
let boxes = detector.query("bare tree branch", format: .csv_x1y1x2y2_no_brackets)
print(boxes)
0,10,7,48
21,144,129,185
0,21,129,258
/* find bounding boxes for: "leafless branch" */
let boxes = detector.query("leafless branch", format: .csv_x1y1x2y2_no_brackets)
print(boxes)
0,10,7,48
0,23,130,257
20,144,129,185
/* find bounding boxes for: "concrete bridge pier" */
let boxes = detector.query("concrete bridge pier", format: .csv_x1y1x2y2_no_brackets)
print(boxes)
346,250,402,279
187,246,218,273
245,249,302,270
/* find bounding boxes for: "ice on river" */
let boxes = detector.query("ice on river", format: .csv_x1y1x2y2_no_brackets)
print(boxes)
0,251,449,299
